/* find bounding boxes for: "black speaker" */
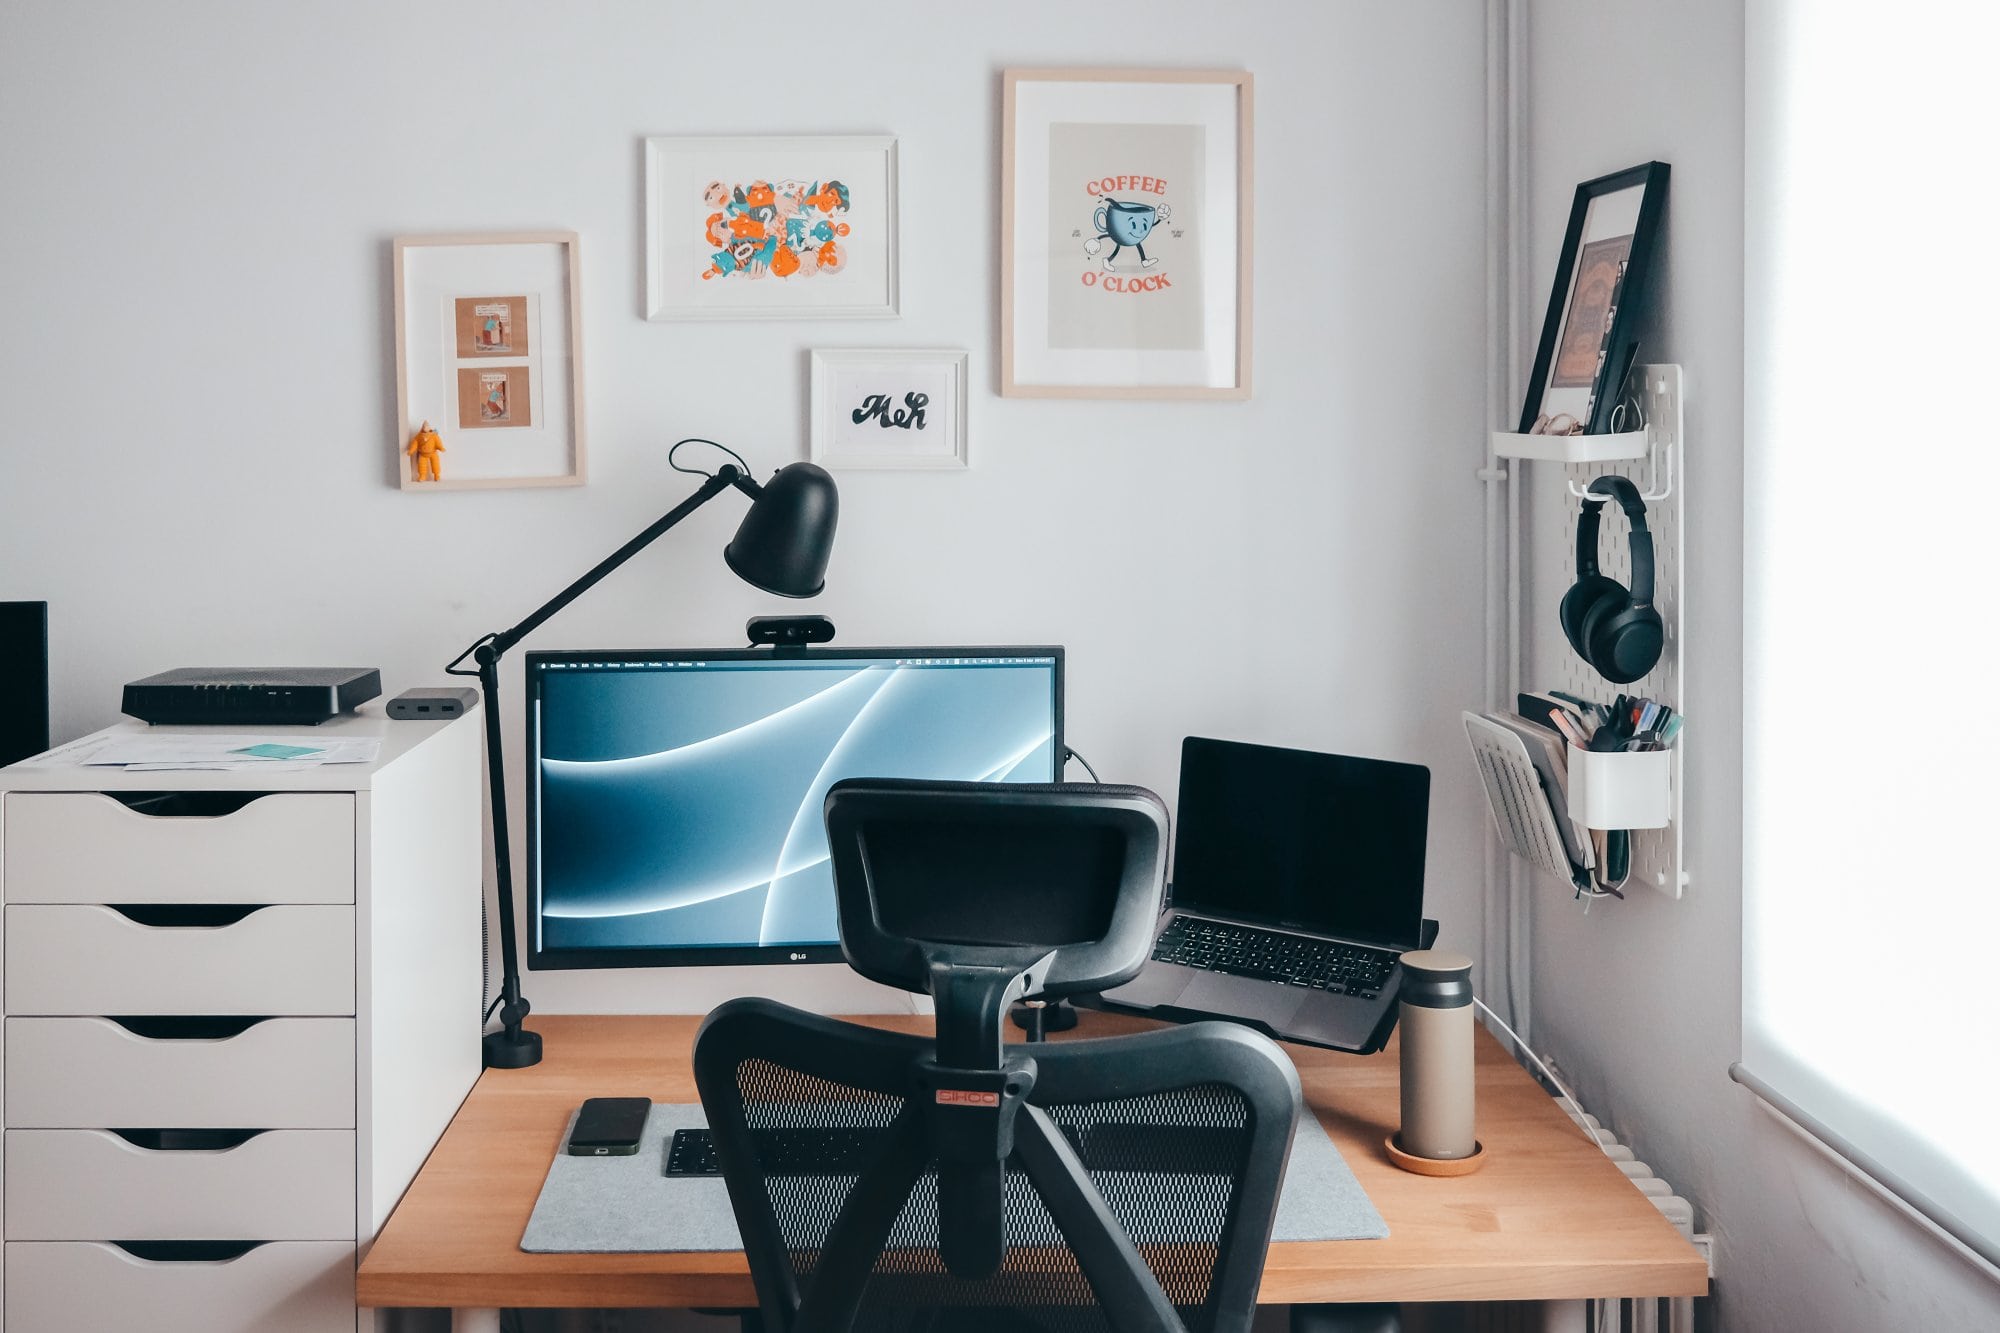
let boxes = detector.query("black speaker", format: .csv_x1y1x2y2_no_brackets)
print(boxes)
0,602,50,768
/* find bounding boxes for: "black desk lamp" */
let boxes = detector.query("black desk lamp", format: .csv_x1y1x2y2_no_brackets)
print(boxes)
447,442,839,1069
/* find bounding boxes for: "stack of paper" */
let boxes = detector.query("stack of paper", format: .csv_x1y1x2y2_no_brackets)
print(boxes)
25,733,382,773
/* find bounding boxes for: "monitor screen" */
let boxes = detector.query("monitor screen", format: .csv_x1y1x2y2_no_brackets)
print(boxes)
526,647,1063,968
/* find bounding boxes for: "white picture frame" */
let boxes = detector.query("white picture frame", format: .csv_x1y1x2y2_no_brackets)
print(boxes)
392,231,585,491
646,135,900,321
1002,69,1253,399
809,349,968,470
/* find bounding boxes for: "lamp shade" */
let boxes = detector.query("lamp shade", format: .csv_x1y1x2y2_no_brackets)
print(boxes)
724,462,840,597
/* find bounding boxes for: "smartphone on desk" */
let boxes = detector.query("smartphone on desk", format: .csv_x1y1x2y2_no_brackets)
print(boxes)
566,1097,651,1156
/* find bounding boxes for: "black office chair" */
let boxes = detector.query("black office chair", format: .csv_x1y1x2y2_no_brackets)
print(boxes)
692,778,1303,1333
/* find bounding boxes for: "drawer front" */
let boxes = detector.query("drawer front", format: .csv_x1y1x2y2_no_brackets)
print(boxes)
2,791,355,905
5,904,355,1016
6,1017,356,1129
6,1240,355,1333
7,1129,356,1241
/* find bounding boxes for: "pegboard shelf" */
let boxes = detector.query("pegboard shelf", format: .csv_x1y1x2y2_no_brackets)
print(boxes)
1491,428,1649,464
1477,363,1689,900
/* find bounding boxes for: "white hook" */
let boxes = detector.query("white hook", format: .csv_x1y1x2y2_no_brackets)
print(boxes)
1568,419,1673,504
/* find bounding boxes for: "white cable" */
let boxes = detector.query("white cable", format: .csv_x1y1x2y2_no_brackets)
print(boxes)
1474,996,1593,1137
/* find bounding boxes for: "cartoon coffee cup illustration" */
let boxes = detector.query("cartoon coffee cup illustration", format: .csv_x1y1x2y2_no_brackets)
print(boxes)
1083,198,1171,272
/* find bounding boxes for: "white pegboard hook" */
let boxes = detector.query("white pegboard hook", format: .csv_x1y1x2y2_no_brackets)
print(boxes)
1567,365,1680,504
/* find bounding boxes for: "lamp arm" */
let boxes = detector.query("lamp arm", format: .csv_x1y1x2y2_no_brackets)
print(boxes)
447,467,748,675
443,463,758,1068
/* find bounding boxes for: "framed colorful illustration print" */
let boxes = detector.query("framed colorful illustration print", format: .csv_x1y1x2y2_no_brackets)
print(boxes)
393,231,585,490
1002,70,1252,399
645,135,899,320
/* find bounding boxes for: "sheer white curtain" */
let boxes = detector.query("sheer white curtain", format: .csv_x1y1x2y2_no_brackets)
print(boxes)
1744,0,2000,1260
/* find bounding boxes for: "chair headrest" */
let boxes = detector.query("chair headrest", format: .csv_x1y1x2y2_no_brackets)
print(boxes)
823,779,1169,999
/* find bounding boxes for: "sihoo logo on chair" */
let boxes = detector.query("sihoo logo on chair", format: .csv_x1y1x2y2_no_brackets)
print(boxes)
935,1089,1001,1107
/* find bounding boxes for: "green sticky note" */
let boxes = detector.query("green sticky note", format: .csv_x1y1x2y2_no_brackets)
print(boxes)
230,743,323,759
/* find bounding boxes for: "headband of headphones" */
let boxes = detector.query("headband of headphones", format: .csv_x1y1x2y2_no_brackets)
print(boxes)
1576,474,1655,606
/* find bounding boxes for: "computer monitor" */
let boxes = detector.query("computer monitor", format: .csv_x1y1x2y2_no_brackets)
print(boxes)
526,647,1064,968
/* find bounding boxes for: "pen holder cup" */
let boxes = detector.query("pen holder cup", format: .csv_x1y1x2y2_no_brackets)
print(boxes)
1567,746,1672,830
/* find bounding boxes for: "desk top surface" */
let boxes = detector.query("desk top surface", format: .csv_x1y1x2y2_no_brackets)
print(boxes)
356,1011,1708,1309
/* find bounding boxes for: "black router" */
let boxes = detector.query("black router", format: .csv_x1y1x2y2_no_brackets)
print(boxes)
123,668,382,726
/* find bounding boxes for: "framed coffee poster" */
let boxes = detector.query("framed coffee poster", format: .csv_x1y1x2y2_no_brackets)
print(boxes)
1002,69,1252,399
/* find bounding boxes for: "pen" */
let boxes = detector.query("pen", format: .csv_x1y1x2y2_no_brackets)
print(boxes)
1550,710,1589,748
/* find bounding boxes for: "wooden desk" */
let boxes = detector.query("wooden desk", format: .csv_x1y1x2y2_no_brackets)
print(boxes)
357,1013,1706,1321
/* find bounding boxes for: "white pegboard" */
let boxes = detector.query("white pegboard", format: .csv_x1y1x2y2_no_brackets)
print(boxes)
1552,364,1687,898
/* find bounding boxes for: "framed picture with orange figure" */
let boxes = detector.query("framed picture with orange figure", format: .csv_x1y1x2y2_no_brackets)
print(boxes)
645,136,899,320
393,232,586,491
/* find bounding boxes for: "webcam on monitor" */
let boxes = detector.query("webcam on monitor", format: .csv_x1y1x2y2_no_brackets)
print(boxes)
746,615,836,647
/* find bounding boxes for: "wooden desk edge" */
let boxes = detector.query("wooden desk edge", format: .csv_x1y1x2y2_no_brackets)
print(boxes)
356,1014,1710,1310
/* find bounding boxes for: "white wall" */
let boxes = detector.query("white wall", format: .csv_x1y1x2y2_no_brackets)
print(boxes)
0,1,1492,1017
1521,3,1997,1329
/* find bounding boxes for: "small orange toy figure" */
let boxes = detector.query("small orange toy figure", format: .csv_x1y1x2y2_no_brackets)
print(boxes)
406,420,444,482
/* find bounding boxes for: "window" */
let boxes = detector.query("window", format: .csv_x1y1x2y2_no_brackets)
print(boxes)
1743,0,2000,1263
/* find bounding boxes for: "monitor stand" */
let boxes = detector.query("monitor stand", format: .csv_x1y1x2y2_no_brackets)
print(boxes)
1009,998,1078,1041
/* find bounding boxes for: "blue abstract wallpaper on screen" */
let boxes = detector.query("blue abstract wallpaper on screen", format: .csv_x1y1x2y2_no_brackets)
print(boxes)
532,658,1057,954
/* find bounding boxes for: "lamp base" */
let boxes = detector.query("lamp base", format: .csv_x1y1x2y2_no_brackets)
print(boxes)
483,1025,543,1069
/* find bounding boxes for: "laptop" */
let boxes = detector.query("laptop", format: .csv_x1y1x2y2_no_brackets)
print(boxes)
1093,736,1432,1054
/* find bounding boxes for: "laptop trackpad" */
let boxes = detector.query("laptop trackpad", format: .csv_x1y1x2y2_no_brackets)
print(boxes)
1174,974,1309,1030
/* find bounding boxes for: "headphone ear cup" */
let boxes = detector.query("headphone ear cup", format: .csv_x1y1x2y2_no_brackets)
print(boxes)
1585,602,1664,684
1560,574,1623,660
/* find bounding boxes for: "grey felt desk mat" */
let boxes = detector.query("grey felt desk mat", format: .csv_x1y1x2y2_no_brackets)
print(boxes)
521,1103,1386,1253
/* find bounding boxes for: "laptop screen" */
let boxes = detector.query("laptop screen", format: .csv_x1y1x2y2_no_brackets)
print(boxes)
1169,736,1429,950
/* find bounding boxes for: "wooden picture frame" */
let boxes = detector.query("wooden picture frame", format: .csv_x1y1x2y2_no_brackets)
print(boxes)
645,136,900,321
393,231,586,491
1002,68,1253,400
1519,162,1670,435
809,349,969,470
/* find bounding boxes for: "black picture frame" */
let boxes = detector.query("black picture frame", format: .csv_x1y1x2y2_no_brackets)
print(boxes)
1519,161,1670,435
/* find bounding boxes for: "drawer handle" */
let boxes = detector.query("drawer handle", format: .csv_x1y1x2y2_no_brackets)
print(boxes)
106,792,271,818
107,1016,271,1040
107,903,267,928
110,1240,265,1264
110,1128,267,1151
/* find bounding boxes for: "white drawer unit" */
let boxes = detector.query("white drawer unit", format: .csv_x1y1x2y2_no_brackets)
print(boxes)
0,714,485,1333
2,792,355,905
6,1240,357,1333
6,1018,357,1129
6,1129,356,1241
5,904,357,1017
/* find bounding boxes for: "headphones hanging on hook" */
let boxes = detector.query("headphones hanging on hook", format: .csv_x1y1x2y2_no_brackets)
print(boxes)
1560,475,1663,685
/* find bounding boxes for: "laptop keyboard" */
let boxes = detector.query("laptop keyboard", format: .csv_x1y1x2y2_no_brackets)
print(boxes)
1151,917,1399,998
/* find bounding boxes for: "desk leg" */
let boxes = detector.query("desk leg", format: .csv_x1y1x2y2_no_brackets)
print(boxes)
451,1310,501,1333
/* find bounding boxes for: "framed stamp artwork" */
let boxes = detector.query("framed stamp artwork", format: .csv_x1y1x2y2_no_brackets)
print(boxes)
646,135,900,320
1002,69,1252,399
810,349,968,470
1519,161,1670,435
393,231,585,490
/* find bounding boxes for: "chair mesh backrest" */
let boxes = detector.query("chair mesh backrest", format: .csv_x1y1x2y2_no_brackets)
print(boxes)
730,1050,1257,1332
